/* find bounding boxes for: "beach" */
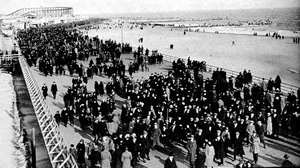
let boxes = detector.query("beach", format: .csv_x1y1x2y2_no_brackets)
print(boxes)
0,34,25,168
88,25,300,87
0,70,25,168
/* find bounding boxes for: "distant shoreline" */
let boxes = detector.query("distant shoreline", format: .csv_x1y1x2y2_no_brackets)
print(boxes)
90,22,300,38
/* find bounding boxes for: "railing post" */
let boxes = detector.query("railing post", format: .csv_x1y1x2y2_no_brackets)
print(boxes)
32,128,36,168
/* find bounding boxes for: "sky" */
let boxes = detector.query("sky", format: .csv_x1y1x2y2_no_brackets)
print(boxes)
0,0,299,15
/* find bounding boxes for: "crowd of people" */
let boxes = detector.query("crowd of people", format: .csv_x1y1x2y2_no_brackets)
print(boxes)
129,46,164,75
17,23,300,168
268,32,285,39
293,37,300,44
17,25,132,78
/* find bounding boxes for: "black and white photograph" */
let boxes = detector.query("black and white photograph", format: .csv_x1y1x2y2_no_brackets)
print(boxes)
0,0,299,168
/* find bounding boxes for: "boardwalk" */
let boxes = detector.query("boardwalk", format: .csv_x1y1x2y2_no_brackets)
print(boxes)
29,53,300,168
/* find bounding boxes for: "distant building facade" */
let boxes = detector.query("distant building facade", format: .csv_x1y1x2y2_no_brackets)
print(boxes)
6,7,73,18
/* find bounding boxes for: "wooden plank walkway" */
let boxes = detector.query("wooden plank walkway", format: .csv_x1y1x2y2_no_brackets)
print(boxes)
29,53,300,168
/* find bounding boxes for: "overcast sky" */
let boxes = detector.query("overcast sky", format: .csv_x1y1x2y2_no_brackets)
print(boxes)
0,0,299,15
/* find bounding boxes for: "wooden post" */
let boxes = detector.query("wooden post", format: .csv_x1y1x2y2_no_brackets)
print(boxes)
121,23,124,51
31,128,36,168
166,108,169,129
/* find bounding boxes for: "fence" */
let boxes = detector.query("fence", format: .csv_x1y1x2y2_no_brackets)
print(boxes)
18,55,78,168
160,52,299,95
0,52,17,66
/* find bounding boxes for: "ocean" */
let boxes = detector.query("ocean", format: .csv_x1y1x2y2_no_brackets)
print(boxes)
97,8,300,31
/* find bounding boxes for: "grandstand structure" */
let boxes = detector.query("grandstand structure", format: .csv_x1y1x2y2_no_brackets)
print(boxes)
6,7,73,18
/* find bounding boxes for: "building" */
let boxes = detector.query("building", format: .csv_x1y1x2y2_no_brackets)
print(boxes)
6,7,73,19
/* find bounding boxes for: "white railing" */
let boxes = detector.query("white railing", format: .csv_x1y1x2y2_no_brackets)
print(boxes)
0,52,18,65
130,46,298,95
161,53,299,95
18,55,78,168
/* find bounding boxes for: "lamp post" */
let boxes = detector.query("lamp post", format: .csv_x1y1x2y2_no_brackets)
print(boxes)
121,23,123,44
121,20,124,51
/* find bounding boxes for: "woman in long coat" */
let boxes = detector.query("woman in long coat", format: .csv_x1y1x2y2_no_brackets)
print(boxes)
186,136,197,168
94,81,99,95
101,148,112,168
213,135,225,165
266,113,273,136
89,146,101,167
250,132,260,164
121,147,132,168
76,139,86,167
99,81,104,95
112,145,122,168
233,132,245,160
204,142,215,168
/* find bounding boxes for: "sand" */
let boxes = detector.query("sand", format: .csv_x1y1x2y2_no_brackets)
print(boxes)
88,25,300,87
0,34,25,168
0,71,25,168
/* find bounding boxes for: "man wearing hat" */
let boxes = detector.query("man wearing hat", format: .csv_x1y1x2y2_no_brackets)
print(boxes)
186,135,197,168
51,81,58,99
164,151,177,168
246,120,256,145
281,154,294,167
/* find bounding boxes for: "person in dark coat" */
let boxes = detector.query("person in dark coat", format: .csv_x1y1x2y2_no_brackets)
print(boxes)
76,139,86,168
51,81,58,99
195,128,205,149
54,111,61,126
272,113,280,138
99,81,104,95
129,133,139,167
281,154,294,167
79,113,86,130
213,130,225,165
233,132,245,161
195,148,206,168
274,75,281,91
186,135,197,168
89,145,101,167
256,121,266,148
142,130,151,160
164,152,177,168
61,107,68,127
42,83,48,99
68,106,75,125
151,123,163,148
112,144,122,168
94,81,99,95
138,134,148,162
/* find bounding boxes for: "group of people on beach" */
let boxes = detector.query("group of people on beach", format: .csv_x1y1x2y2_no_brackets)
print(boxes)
16,22,300,168
293,37,300,44
265,32,285,39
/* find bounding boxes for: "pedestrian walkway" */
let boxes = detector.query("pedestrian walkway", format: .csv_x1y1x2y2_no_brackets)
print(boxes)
29,53,300,168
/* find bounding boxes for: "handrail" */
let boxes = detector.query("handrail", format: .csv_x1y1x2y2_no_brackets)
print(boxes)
130,45,298,94
158,52,299,95
18,55,78,168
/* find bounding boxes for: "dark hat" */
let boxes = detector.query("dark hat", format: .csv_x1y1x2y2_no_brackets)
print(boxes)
284,154,289,159
169,151,174,156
